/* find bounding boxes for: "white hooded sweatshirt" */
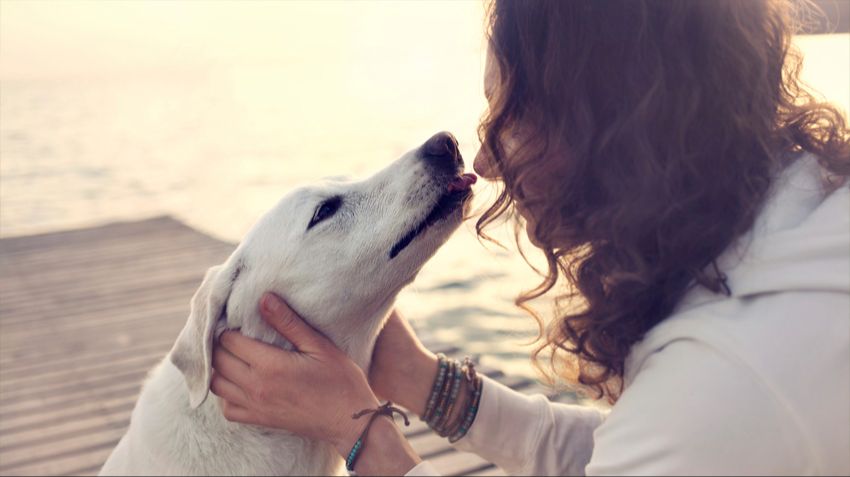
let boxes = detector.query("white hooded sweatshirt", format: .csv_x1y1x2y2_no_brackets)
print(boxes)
409,154,850,476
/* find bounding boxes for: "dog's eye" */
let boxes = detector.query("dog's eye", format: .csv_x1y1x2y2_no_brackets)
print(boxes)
307,196,342,230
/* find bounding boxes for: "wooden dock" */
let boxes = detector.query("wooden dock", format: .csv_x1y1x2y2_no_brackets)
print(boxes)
0,217,572,476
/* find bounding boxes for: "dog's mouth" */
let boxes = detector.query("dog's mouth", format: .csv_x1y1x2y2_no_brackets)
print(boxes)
389,173,477,259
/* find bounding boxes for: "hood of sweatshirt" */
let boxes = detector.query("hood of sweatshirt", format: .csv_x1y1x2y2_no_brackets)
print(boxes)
625,154,849,383
678,154,848,311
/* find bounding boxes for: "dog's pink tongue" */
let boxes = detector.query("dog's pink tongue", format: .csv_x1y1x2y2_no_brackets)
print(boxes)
447,173,478,192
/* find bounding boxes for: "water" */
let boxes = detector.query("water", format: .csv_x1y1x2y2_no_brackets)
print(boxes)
1,1,847,381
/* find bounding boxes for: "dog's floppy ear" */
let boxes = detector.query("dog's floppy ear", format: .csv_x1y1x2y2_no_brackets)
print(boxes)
169,264,233,409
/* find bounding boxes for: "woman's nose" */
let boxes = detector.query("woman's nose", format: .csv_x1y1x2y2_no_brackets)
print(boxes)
473,147,499,180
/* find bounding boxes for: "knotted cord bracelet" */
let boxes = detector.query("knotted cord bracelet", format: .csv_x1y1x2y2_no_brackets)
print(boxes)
346,401,410,474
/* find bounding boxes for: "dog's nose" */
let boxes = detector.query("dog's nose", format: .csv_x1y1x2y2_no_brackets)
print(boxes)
422,131,460,162
421,132,462,174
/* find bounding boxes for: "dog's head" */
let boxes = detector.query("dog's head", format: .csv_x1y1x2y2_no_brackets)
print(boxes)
170,132,476,408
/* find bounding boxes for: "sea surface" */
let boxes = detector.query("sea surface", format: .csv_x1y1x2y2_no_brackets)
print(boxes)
1,0,847,380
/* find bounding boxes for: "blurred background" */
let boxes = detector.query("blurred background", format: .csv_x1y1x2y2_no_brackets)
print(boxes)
1,0,848,379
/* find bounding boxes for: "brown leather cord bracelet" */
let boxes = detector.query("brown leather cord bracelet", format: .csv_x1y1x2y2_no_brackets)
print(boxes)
346,402,410,474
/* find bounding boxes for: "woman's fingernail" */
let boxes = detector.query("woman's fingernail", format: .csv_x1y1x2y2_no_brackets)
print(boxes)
262,293,283,314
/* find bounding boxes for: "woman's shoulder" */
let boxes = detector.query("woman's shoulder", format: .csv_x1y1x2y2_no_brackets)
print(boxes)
617,153,849,473
622,283,849,474
615,295,849,474
633,152,848,353
633,152,849,369
594,337,820,475
628,290,849,383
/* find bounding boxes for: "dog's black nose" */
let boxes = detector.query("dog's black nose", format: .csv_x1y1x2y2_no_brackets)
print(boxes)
423,131,460,161
421,132,462,175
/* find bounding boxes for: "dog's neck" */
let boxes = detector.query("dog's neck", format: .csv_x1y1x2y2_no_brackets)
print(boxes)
314,308,391,371
322,314,387,371
233,298,396,373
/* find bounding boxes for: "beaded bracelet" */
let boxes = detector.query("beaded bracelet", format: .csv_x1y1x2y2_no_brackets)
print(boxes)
421,355,484,443
432,361,463,436
422,354,448,423
446,356,478,435
428,359,457,430
442,358,474,437
448,359,483,443
448,374,482,443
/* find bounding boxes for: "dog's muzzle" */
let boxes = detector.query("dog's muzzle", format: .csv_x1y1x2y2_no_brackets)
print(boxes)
388,132,477,259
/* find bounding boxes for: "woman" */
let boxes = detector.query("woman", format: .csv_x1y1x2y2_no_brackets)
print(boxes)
210,0,850,475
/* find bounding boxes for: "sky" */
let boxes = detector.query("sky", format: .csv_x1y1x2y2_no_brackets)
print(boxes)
0,0,846,112
0,0,488,81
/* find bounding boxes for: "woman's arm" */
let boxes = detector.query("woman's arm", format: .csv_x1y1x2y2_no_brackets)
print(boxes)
371,311,608,476
368,310,440,415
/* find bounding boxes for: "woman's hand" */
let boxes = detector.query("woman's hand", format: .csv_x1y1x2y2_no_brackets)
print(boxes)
369,310,440,416
210,293,421,475
210,293,377,450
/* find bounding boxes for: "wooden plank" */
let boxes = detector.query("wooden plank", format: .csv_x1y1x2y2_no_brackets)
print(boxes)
0,216,197,254
429,451,493,476
0,250,226,306
0,423,126,473
0,291,193,336
0,368,151,407
0,382,142,423
468,465,506,476
0,306,188,350
1,393,135,436
0,441,116,476
0,325,178,369
1,339,171,381
0,237,228,272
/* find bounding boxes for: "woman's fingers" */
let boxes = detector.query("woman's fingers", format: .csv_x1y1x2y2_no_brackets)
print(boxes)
218,329,284,367
218,399,261,426
210,370,249,406
259,293,332,355
212,344,251,386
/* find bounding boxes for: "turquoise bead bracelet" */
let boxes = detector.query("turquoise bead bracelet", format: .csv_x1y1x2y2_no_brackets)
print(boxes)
422,354,448,422
345,438,363,472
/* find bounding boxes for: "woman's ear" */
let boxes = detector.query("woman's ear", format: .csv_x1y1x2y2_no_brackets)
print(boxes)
169,263,233,409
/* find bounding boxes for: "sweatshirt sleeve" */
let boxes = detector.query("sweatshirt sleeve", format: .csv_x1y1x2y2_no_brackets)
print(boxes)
450,376,607,476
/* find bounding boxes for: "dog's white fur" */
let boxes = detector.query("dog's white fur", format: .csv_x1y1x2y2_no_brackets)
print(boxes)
100,138,470,476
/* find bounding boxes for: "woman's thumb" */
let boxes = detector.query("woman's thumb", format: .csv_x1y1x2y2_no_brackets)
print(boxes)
259,293,326,353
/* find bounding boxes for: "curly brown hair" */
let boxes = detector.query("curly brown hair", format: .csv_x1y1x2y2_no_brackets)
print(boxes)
476,0,850,402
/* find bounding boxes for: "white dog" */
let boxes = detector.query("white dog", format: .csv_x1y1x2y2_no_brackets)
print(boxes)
99,132,477,476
